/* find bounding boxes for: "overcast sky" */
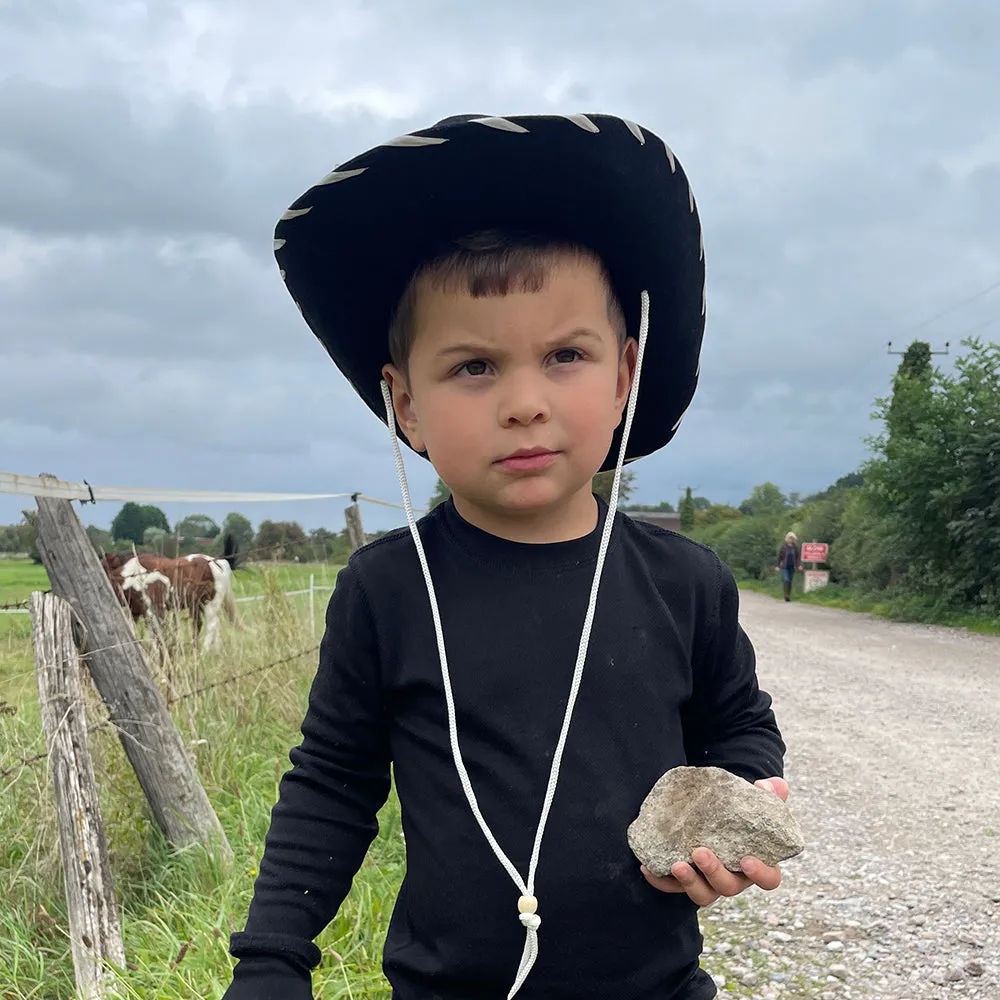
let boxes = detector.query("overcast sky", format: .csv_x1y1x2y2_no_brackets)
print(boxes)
2,0,999,535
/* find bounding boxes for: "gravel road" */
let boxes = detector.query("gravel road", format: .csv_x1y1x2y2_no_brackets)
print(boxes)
698,591,1000,999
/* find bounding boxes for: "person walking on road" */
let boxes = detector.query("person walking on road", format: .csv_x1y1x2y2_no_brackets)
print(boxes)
776,532,800,602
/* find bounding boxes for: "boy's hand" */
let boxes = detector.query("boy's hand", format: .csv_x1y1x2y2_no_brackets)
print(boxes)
639,777,789,907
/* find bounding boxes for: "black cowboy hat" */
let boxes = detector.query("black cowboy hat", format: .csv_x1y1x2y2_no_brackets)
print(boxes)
273,113,705,471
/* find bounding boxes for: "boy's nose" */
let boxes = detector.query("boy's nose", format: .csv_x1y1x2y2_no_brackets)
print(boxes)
498,372,551,427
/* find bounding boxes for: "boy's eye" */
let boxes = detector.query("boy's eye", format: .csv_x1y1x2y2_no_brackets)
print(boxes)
551,348,584,364
456,359,492,377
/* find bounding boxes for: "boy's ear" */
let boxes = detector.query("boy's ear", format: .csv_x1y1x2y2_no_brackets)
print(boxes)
614,337,639,417
382,364,426,453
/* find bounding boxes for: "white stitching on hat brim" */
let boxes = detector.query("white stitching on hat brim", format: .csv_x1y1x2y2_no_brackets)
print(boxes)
623,119,645,144
317,167,368,185
472,117,529,133
563,113,600,132
382,134,449,147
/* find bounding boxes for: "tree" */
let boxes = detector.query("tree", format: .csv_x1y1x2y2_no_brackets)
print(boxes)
592,469,636,505
144,526,170,551
739,483,788,519
0,518,35,555
19,510,42,564
887,340,934,446
429,478,452,509
679,488,696,532
111,502,170,545
897,340,933,381
714,518,784,580
840,338,1000,611
255,520,309,561
695,504,741,527
85,525,114,555
307,527,353,564
692,496,711,511
217,512,254,561
175,514,221,540
623,500,675,513
804,472,864,504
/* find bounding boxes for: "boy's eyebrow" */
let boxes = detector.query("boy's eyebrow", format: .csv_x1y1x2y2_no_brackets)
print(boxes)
434,328,605,360
553,327,604,347
435,341,496,359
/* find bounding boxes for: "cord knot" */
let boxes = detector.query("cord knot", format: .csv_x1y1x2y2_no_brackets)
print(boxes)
517,895,540,931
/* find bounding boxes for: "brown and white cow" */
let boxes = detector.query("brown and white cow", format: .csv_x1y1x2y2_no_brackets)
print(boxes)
100,536,241,652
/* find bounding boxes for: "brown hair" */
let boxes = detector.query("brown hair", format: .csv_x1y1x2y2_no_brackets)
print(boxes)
388,230,627,371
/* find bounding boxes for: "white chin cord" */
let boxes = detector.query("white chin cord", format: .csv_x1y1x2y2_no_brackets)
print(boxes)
379,291,650,998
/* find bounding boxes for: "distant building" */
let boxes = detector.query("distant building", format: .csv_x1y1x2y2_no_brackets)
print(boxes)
625,510,682,532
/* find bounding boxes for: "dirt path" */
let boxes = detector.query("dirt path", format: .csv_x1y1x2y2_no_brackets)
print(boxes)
700,592,1000,999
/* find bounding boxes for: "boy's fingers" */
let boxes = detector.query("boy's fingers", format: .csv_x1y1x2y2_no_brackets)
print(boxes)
741,856,783,891
640,864,719,906
640,864,677,890
672,860,723,907
640,864,691,893
755,777,789,802
691,848,751,898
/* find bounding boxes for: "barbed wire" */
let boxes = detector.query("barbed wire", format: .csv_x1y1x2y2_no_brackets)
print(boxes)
0,644,320,780
165,644,320,704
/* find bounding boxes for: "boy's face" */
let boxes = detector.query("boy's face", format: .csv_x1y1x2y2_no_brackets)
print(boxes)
383,257,636,538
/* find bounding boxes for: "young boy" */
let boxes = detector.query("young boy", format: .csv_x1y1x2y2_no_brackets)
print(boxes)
224,114,787,1000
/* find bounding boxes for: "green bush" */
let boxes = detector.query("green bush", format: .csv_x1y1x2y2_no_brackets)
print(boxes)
708,516,784,581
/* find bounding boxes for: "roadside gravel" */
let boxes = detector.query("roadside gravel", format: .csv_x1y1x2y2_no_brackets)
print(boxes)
700,592,1000,999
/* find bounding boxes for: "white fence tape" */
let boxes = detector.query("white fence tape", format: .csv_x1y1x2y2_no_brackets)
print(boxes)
2,580,337,619
0,471,416,511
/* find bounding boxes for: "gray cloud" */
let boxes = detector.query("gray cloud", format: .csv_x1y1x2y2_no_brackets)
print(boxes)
2,0,1000,533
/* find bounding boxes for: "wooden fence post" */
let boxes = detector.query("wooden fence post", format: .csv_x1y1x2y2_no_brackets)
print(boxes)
345,496,366,554
32,475,232,861
32,591,126,999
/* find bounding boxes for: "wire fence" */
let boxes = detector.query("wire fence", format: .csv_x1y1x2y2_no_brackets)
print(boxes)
1,575,335,615
1,638,323,780
0,581,333,780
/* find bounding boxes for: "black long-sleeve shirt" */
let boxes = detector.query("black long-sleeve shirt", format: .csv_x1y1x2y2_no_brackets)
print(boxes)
224,497,785,1000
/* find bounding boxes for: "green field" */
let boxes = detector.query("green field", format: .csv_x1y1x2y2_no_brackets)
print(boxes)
0,558,50,603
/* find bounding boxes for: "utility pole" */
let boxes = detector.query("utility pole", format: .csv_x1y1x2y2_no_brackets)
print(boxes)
887,340,949,356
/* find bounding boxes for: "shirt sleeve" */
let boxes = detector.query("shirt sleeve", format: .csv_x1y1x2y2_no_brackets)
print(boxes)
223,562,392,999
681,559,786,783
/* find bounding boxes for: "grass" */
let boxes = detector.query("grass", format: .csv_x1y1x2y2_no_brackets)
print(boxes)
1,558,411,999
0,559,50,603
739,572,1000,636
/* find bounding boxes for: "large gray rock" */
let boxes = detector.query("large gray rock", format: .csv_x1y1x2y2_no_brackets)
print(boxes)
627,765,805,876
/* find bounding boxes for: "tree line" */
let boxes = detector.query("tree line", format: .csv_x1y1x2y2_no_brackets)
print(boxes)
0,504,371,568
686,338,1000,620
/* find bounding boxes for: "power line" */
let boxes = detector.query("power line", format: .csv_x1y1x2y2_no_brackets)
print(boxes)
888,274,1000,342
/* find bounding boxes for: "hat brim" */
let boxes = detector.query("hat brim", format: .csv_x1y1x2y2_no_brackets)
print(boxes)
274,114,705,471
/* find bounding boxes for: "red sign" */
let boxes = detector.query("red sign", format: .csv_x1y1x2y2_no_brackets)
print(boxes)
801,542,829,563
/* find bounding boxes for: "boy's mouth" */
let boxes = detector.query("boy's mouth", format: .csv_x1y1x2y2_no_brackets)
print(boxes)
494,447,561,473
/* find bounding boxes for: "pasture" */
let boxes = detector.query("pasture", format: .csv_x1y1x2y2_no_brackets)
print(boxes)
1,556,407,999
